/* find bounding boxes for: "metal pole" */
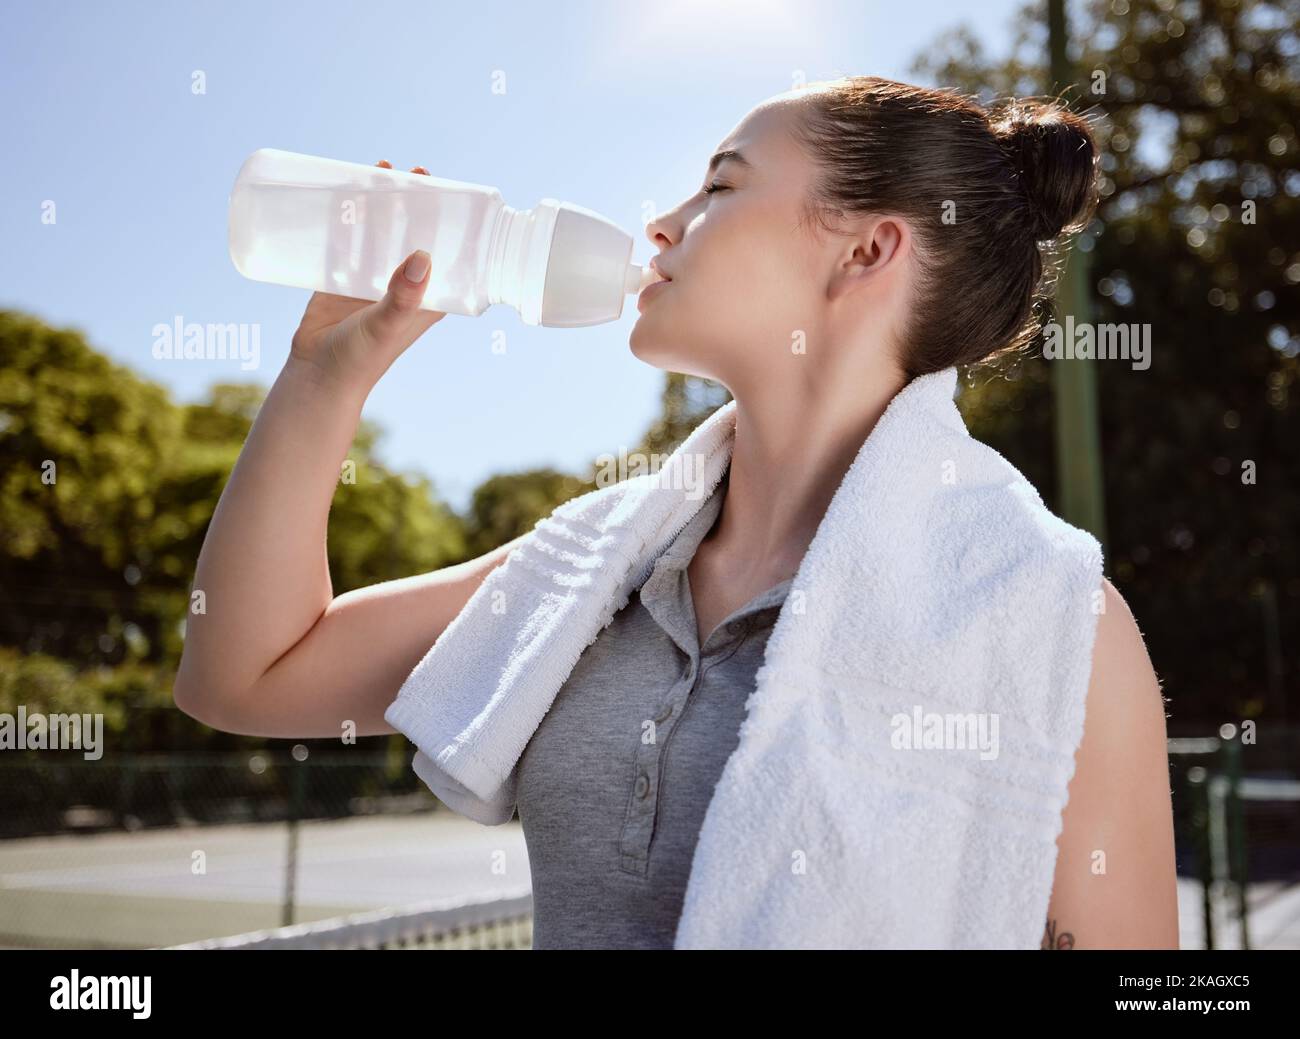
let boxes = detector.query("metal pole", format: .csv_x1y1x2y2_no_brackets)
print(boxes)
283,756,305,927
1047,0,1108,551
1187,767,1215,949
1222,737,1251,949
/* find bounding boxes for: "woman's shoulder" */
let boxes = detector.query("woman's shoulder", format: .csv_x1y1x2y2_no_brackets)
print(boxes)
1047,575,1178,947
1088,578,1164,712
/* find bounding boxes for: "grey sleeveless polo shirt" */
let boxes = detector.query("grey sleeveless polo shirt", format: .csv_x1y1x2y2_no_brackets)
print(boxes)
512,467,792,949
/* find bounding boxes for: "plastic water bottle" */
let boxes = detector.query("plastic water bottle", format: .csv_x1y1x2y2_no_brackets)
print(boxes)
227,148,655,326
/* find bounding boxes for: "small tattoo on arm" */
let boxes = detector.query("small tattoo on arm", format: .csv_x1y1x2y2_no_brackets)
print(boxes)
1041,918,1075,949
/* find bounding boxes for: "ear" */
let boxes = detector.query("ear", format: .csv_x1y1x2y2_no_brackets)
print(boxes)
827,215,910,302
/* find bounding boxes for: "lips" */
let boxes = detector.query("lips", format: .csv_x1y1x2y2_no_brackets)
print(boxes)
637,276,671,311
648,257,673,284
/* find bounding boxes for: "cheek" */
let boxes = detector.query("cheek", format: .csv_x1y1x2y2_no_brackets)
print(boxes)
701,226,810,340
677,215,768,306
630,204,813,362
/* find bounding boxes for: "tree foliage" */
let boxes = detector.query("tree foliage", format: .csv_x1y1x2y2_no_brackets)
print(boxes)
0,311,467,678
918,0,1299,721
4,0,1293,745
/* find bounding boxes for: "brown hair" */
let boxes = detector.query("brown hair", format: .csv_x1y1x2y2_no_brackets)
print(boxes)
789,76,1100,378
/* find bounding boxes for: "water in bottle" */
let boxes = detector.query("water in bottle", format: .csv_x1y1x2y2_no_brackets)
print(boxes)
228,148,655,326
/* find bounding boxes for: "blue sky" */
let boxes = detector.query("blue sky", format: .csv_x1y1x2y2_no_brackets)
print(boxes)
1,0,1030,511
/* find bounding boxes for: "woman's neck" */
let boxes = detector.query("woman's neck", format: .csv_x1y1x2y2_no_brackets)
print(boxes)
706,366,909,576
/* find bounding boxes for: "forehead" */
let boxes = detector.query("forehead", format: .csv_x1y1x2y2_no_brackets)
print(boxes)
711,97,807,174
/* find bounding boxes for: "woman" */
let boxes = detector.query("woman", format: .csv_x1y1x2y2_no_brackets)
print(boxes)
175,76,1179,949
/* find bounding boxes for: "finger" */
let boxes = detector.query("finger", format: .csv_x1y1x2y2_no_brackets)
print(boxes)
362,249,431,341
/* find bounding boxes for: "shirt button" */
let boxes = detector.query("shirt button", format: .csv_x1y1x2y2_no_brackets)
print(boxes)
634,773,650,798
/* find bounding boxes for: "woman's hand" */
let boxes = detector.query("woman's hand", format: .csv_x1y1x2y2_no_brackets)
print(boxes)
289,161,446,393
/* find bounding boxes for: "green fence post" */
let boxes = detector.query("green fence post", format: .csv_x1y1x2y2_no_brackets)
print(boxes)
1186,766,1214,950
283,753,306,928
1046,0,1108,551
1222,736,1250,949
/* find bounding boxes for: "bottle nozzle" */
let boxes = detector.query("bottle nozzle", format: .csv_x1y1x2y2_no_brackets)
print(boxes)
624,262,649,295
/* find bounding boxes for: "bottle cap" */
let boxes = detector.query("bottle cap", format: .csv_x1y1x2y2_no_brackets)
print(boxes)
539,201,640,327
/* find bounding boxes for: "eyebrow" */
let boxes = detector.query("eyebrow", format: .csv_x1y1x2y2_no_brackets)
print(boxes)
707,148,753,176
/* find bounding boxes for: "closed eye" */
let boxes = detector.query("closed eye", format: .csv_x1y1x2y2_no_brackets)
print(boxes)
702,182,729,196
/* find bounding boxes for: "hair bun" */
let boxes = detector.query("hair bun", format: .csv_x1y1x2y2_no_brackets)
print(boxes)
991,98,1099,240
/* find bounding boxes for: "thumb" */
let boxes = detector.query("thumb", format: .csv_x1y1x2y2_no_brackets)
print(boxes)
363,250,431,341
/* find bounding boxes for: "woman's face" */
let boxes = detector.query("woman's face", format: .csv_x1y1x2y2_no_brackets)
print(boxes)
629,94,832,388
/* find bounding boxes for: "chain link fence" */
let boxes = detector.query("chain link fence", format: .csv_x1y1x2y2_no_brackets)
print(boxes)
3,731,1298,949
167,890,534,949
0,748,533,949
1168,725,1300,949
0,748,428,839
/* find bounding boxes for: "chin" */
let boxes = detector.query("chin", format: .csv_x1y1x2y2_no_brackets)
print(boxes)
629,316,725,381
628,321,673,369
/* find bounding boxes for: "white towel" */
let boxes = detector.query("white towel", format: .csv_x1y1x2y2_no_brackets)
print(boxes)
384,366,1104,949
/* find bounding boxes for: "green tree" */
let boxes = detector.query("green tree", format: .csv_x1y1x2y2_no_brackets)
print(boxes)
916,0,1300,722
0,311,469,674
634,372,732,458
0,311,185,666
461,469,594,557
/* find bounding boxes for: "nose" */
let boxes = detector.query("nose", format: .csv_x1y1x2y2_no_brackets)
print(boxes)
644,204,680,253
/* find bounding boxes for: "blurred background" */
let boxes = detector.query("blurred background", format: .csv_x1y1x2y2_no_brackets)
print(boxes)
0,0,1296,949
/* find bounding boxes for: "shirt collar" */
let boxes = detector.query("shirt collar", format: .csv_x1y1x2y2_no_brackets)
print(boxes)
652,465,728,572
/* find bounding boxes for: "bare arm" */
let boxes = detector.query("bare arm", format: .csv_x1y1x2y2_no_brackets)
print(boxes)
177,499,525,739
174,162,525,738
1042,577,1180,949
